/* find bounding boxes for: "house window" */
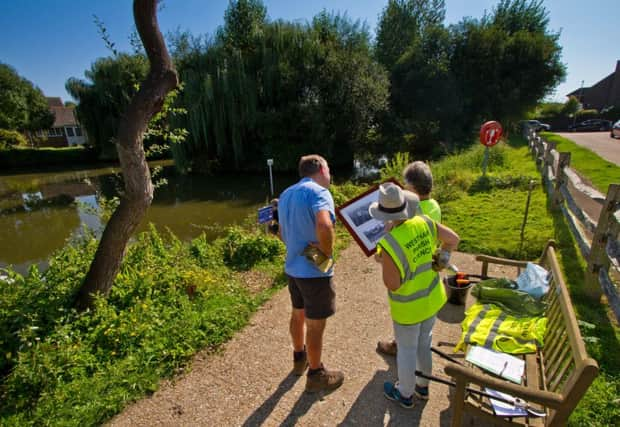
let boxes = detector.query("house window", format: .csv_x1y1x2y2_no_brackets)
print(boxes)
66,127,75,137
75,127,83,136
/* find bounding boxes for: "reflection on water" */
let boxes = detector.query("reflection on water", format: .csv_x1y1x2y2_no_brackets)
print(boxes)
0,162,294,274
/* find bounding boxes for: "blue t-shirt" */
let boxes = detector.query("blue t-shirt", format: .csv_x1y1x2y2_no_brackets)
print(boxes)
279,177,335,278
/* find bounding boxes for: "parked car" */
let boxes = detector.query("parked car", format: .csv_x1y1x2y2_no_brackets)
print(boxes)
568,119,612,132
523,119,551,132
611,120,620,139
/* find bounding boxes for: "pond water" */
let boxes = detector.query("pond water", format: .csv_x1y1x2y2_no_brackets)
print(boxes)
0,161,296,275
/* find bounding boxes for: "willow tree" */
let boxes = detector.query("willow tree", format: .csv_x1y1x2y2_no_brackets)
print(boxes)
75,0,178,310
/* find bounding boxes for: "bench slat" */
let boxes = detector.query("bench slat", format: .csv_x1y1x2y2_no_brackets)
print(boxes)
549,352,574,392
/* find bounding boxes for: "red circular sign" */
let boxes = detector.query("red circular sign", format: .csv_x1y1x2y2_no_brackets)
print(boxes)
479,121,503,147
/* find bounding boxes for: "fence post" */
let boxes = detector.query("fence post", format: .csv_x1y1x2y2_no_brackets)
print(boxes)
553,152,571,208
542,140,556,187
585,184,620,299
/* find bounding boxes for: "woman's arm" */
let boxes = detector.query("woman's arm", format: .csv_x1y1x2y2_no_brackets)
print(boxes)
381,252,402,291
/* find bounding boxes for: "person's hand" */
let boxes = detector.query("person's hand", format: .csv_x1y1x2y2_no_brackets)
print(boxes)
432,249,452,271
374,252,382,263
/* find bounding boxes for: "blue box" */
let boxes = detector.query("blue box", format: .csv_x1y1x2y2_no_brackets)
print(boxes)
257,206,273,224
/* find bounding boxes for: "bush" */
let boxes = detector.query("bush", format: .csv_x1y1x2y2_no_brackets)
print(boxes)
222,226,283,270
0,225,281,425
575,109,599,120
0,129,27,149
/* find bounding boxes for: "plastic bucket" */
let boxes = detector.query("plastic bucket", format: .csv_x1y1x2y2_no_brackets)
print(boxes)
443,275,474,305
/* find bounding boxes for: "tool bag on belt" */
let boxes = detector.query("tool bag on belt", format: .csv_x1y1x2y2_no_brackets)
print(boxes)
470,278,547,317
455,303,547,354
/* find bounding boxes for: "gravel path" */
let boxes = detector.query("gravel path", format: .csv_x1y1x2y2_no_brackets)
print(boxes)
109,245,519,426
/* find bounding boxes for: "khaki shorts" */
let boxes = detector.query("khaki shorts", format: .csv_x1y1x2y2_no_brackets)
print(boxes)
287,275,335,320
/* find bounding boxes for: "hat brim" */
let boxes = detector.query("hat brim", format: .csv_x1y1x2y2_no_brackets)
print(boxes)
368,191,419,222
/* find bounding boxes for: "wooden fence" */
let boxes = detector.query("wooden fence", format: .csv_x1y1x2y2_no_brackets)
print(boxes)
525,127,620,322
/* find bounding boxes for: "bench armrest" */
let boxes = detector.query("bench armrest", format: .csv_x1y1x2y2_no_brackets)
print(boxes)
444,363,564,409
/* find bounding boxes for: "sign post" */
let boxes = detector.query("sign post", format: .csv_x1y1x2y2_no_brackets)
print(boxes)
479,121,503,176
267,158,274,197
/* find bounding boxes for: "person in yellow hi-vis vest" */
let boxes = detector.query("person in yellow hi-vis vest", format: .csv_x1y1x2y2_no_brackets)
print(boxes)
369,183,459,408
378,161,442,357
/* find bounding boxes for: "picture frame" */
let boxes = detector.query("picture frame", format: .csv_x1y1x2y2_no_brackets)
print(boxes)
335,179,401,256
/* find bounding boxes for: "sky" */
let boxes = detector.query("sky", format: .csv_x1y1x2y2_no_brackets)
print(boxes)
1,0,618,104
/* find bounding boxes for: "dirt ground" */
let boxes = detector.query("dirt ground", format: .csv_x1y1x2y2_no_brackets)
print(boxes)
108,245,521,427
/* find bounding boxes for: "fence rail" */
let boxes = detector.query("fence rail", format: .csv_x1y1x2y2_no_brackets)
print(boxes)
525,127,620,322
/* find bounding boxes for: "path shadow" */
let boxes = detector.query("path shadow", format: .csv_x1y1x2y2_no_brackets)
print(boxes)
241,372,299,427
437,300,466,324
338,368,429,426
278,390,322,426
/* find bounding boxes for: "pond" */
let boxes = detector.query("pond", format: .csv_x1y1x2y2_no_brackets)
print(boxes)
0,161,296,275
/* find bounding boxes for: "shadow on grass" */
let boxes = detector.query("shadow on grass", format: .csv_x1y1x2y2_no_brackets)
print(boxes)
504,134,529,149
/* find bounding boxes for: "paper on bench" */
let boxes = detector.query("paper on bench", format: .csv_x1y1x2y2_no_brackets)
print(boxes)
466,345,525,384
485,388,529,417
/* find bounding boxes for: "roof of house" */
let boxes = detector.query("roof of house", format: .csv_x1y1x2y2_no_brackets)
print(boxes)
51,106,77,127
46,97,78,127
46,97,64,107
566,60,620,98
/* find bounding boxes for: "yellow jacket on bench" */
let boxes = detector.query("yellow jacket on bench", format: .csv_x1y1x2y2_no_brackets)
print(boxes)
456,303,547,354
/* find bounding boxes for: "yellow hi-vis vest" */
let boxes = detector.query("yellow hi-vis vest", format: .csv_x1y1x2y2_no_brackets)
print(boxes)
456,303,547,354
377,215,446,325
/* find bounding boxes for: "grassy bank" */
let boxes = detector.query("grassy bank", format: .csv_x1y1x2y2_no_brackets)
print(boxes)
434,137,619,426
379,136,618,425
0,225,285,425
541,132,620,193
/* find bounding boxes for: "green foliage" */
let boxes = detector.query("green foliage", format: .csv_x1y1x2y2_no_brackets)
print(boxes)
222,226,283,270
66,53,149,159
379,152,411,182
451,0,565,126
562,95,580,116
0,129,27,149
575,109,599,120
0,63,54,132
221,0,267,52
535,102,563,119
375,0,446,70
0,225,281,425
330,181,367,207
168,7,388,173
542,133,620,193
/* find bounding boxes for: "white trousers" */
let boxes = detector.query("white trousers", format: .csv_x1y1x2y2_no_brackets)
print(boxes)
393,315,436,397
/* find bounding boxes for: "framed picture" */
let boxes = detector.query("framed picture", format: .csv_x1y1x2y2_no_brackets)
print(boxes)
336,179,400,256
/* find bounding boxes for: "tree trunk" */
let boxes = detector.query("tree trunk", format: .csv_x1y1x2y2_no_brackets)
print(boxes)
75,0,178,311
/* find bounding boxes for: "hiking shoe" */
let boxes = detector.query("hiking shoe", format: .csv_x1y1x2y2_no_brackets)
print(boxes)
305,365,344,393
414,384,429,400
383,382,414,409
293,349,308,376
377,339,397,356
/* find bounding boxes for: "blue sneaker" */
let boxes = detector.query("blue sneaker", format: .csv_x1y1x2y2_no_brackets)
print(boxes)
414,384,429,400
383,382,414,408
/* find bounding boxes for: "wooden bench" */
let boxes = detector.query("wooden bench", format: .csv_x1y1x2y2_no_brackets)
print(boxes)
445,241,599,427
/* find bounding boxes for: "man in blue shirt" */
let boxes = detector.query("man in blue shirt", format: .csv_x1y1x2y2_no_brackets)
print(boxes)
278,154,344,393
